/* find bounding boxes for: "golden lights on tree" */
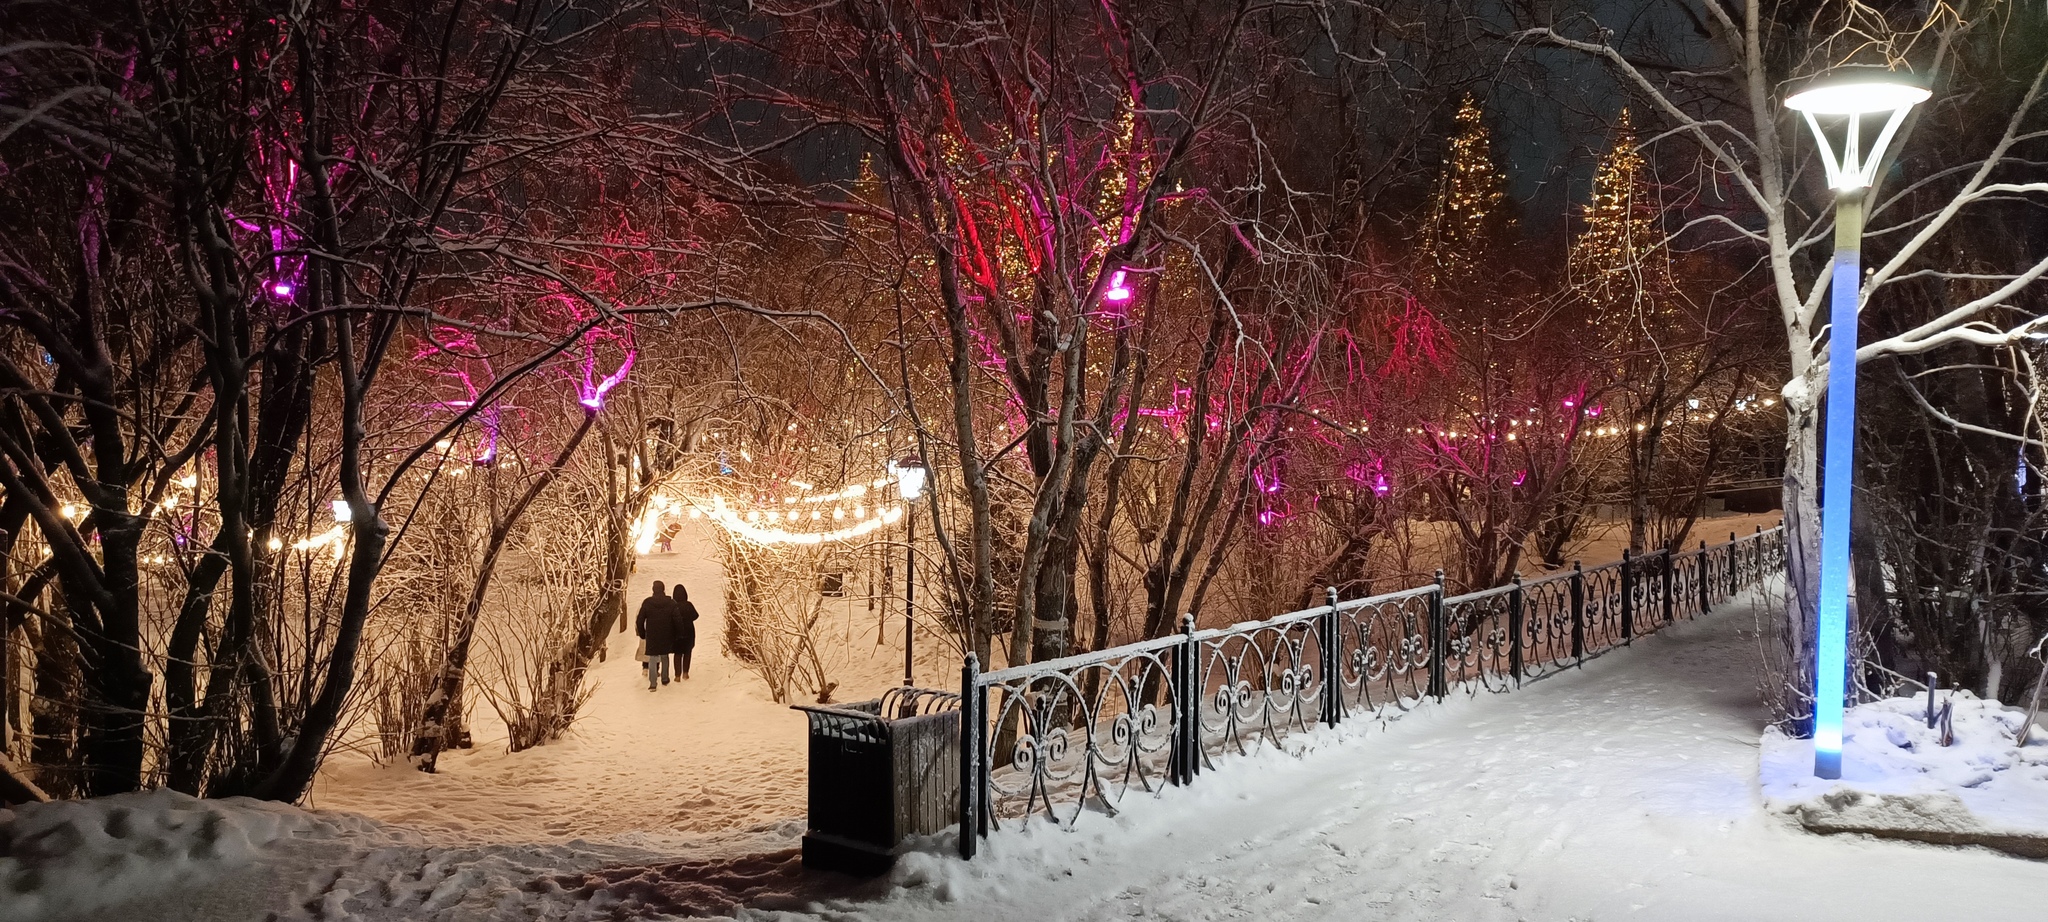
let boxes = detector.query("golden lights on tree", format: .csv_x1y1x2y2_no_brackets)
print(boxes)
1419,95,1511,294
1096,99,1144,252
1568,109,1676,341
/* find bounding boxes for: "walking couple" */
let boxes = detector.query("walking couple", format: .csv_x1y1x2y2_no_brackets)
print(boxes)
635,581,700,691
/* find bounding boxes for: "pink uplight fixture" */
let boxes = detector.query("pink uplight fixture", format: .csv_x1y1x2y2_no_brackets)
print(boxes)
1104,270,1132,303
271,281,295,297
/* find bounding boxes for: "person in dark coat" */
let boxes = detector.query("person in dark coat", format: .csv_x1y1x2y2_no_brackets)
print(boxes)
636,582,681,690
671,585,701,679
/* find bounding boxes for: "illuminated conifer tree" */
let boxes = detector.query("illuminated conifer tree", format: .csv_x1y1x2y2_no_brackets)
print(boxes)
1569,110,1720,554
1418,95,1512,297
1569,110,1676,343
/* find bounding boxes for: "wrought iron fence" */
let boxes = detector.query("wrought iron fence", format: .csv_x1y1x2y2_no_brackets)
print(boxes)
956,524,1786,859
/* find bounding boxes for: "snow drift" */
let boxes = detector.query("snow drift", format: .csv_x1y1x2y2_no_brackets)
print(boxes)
1761,691,2048,850
0,789,375,922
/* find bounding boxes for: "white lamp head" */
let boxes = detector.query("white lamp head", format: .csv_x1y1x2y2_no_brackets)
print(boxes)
893,457,928,501
331,499,353,523
1786,66,1929,115
1785,65,1930,191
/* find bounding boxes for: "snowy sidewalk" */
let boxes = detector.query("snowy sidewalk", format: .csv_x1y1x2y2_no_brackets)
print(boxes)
105,588,2048,920
819,586,2048,922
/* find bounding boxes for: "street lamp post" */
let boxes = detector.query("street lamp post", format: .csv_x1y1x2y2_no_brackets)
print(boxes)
894,456,929,690
1786,67,1929,779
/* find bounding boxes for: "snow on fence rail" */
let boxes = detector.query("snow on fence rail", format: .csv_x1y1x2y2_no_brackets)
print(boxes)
953,525,1786,859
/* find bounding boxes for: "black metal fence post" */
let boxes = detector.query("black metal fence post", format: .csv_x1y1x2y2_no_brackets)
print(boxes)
1620,549,1635,641
1570,561,1586,663
958,654,979,860
1172,613,1198,785
1321,587,1341,727
1660,548,1675,623
1729,532,1740,597
1508,571,1525,685
1697,540,1711,614
1428,570,1448,699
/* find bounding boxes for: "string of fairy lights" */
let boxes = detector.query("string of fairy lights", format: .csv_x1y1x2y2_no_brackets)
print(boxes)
84,390,1782,566
633,463,923,550
60,449,921,570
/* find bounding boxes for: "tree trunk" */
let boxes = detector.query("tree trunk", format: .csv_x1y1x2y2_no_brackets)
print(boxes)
1778,393,1823,731
28,590,81,799
81,516,147,797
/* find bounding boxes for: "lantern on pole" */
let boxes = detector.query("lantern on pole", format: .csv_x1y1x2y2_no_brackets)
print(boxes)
892,456,929,689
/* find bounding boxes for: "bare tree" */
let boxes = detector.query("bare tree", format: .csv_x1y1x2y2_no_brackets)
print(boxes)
1513,0,2048,722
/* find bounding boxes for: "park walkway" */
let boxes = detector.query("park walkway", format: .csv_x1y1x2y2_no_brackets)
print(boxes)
809,585,2048,922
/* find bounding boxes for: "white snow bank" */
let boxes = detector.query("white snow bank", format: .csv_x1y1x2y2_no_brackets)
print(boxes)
0,789,379,922
1761,692,2048,839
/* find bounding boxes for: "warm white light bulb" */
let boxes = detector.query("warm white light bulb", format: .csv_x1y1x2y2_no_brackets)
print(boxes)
895,462,927,501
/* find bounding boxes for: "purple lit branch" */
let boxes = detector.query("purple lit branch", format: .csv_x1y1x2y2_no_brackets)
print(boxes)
576,333,635,411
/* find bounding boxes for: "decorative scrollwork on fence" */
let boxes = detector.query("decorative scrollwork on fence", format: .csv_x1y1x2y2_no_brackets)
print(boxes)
1581,562,1625,650
1195,616,1325,758
1441,586,1514,694
979,641,1179,829
1530,574,1581,676
1671,550,1706,621
1333,588,1436,716
1628,553,1663,629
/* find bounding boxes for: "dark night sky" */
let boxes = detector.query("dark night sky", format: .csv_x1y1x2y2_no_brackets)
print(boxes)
1485,1,1716,242
658,1,1717,247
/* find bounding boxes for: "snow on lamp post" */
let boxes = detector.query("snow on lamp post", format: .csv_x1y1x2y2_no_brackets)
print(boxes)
893,456,928,690
1785,66,1929,780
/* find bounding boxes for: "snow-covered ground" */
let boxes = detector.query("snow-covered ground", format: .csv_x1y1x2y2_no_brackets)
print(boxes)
21,579,2047,921
1763,691,2048,843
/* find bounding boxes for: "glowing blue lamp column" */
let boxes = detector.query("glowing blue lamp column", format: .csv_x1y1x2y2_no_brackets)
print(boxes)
1786,68,1928,779
1813,192,1862,779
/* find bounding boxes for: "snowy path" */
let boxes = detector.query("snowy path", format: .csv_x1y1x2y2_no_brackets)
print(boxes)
114,585,2048,921
301,512,1785,847
308,529,815,842
307,519,939,844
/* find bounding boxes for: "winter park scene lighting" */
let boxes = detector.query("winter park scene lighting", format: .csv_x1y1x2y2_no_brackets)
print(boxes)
5,4,2048,922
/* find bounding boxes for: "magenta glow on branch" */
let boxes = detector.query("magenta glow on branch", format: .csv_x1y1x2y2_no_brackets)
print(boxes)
473,407,501,464
576,334,635,411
